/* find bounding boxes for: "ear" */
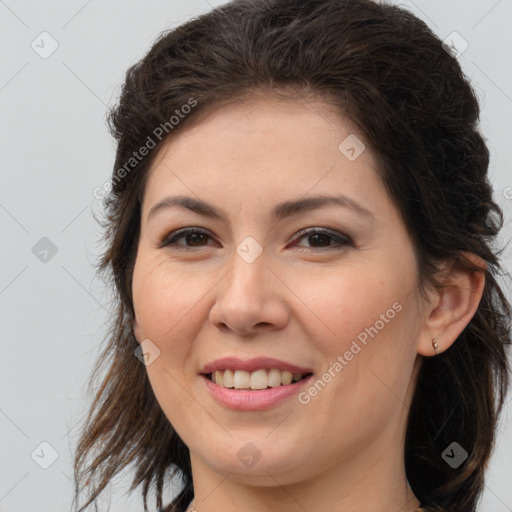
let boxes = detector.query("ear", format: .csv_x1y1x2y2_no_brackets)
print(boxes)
133,314,142,344
417,252,486,357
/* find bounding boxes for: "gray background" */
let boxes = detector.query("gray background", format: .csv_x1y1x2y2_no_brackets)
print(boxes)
1,0,511,511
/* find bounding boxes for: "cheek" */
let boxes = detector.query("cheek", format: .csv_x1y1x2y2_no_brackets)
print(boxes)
132,259,202,412
290,262,405,352
132,255,208,342
292,260,416,412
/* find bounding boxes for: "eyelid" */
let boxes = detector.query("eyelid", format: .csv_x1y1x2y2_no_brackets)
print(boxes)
290,227,353,247
158,226,353,251
157,226,212,249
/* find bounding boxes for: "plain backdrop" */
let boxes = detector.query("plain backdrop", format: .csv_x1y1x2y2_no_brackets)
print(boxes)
1,1,511,511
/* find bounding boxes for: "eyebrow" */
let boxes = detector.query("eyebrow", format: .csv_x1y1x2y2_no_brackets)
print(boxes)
147,194,376,224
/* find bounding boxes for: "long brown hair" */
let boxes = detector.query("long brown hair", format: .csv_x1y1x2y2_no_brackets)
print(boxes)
73,1,511,511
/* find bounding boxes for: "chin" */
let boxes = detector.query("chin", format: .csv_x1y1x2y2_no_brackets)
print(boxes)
199,437,309,481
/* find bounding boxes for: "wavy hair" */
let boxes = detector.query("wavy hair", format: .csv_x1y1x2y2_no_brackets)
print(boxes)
73,1,511,511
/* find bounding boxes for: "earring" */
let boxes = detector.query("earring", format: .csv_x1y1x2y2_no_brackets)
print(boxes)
432,338,439,354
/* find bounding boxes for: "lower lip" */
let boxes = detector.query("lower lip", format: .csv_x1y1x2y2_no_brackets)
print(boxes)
201,374,313,411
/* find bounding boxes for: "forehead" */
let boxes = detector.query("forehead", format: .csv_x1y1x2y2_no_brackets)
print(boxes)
141,95,389,222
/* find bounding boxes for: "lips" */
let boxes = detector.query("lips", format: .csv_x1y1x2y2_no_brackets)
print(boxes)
199,356,314,375
201,371,314,411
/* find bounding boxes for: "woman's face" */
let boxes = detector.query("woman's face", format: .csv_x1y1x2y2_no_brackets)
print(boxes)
131,95,429,486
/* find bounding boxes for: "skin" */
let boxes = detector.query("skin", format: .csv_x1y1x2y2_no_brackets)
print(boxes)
131,93,485,512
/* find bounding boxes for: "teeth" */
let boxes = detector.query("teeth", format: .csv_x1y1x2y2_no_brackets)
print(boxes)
233,370,251,389
210,369,306,390
268,368,282,387
250,369,268,390
213,370,223,386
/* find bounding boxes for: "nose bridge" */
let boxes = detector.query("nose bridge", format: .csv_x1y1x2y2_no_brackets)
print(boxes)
226,235,268,295
209,233,290,334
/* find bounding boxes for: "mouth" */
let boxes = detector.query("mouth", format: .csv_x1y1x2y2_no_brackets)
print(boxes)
201,369,314,391
201,369,315,411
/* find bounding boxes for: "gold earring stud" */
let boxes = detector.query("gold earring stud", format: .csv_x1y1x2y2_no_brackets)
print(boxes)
432,338,439,354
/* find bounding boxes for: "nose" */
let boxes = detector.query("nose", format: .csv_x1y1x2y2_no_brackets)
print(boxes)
209,244,290,336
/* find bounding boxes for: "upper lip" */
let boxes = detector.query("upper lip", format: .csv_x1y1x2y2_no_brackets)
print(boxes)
200,357,313,375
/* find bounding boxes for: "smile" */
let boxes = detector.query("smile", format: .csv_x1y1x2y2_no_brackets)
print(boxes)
201,372,314,411
206,368,312,390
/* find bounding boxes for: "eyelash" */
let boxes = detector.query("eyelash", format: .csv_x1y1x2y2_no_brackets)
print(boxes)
158,227,353,252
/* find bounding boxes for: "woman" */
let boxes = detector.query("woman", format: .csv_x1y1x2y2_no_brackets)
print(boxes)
73,1,511,511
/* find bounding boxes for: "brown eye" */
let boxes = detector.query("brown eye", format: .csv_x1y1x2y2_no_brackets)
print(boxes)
160,228,215,250
159,226,353,252
291,228,353,251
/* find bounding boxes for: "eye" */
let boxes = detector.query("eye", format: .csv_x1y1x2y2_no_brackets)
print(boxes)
159,226,353,252
159,227,216,250
289,227,353,251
